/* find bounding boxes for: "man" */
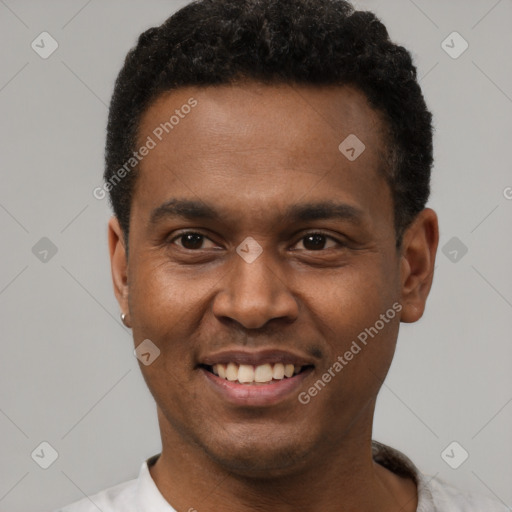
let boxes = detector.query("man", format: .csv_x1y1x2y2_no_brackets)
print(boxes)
56,0,507,510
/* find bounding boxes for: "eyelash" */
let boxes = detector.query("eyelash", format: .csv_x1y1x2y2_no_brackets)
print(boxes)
169,230,344,251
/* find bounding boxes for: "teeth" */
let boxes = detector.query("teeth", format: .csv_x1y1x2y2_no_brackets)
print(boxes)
210,362,302,384
272,363,285,380
284,364,294,378
238,364,255,383
254,363,273,383
226,362,238,381
217,364,227,379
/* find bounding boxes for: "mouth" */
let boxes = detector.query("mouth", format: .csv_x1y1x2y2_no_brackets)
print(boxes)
200,362,313,385
198,350,315,406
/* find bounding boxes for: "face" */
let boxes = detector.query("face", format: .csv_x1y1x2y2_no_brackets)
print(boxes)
109,83,438,476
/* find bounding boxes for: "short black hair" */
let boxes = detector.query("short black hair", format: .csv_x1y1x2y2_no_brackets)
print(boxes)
105,0,433,248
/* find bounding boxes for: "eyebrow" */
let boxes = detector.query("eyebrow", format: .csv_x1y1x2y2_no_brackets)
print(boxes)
148,198,365,227
149,199,220,225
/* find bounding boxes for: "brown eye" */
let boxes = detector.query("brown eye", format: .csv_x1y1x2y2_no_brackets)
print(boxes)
171,232,217,250
295,233,339,251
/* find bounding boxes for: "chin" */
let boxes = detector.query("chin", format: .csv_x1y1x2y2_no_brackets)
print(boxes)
197,424,316,478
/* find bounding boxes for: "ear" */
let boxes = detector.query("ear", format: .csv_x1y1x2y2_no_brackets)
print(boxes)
399,208,439,323
108,217,130,325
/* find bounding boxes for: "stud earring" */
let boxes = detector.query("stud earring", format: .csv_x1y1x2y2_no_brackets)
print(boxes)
120,312,130,327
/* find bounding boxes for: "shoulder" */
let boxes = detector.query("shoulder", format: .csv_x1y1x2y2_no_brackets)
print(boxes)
52,476,138,512
371,441,509,512
427,475,510,512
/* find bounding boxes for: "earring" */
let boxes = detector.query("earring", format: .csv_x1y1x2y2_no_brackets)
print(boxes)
120,312,130,327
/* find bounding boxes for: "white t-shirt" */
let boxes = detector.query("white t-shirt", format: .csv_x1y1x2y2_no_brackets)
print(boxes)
53,441,509,512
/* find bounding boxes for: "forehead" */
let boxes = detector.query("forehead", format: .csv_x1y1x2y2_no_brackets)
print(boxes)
138,82,387,164
133,82,391,228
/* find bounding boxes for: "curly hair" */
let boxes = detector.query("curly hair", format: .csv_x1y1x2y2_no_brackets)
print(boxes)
105,0,433,248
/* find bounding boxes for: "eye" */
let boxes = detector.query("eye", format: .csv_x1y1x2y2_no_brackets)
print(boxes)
292,233,341,251
169,231,343,252
170,231,218,250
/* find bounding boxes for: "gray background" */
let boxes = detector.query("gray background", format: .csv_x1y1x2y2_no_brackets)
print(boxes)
0,1,511,511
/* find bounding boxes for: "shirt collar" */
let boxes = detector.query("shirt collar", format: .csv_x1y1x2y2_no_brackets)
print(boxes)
136,454,177,512
372,440,437,511
135,442,435,512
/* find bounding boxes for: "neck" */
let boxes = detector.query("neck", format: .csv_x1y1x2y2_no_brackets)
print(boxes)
149,408,417,512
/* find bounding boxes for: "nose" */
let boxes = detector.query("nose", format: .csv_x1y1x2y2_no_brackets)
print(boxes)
211,248,299,330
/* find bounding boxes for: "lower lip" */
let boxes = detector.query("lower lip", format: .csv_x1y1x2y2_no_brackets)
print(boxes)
201,367,314,407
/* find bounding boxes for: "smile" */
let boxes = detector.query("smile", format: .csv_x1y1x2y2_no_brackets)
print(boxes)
198,350,316,405
203,362,309,384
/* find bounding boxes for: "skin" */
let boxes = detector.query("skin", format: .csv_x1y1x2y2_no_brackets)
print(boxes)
109,82,438,512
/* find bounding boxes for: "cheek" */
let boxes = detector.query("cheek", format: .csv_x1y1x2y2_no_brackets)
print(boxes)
128,265,202,406
127,265,193,368
129,258,212,326
305,262,400,395
308,257,396,328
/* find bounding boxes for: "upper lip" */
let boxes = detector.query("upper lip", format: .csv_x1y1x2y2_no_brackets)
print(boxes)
199,349,316,367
